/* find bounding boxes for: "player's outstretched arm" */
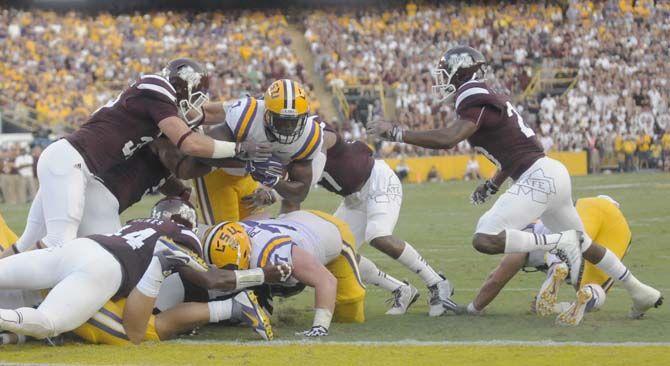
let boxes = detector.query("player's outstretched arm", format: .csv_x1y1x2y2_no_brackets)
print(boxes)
178,263,292,291
467,253,527,314
123,288,156,344
291,246,336,336
274,159,313,203
367,119,478,150
200,101,226,125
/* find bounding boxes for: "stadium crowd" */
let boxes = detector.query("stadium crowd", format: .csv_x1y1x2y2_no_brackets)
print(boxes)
1,1,670,173
0,8,308,130
305,0,670,171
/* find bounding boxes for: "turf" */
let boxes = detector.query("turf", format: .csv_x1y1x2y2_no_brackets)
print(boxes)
0,173,669,363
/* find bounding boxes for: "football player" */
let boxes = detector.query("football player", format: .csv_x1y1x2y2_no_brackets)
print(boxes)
368,46,662,318
284,125,455,316
461,195,660,325
0,212,207,341
175,79,325,224
8,58,271,256
74,198,288,345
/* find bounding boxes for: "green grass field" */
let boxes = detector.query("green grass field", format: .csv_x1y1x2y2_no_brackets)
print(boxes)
1,172,669,364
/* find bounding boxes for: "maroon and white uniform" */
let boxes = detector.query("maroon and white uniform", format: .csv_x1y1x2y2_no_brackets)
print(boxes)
16,74,178,249
90,218,201,299
318,126,401,248
456,80,585,236
0,219,200,339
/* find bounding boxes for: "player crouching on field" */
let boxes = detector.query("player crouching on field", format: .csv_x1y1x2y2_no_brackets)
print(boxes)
458,195,663,326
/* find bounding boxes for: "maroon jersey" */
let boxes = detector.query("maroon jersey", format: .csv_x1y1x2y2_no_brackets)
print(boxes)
65,74,179,176
89,218,202,299
455,80,544,180
100,147,171,213
318,125,374,196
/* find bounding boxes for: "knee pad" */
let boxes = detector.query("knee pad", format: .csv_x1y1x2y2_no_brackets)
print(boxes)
584,284,606,312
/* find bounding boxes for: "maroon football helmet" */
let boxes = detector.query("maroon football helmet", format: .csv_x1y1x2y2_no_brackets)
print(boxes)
432,46,487,101
163,58,210,128
151,196,197,229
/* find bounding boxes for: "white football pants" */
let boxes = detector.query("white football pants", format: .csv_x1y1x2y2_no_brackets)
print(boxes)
335,160,402,248
0,238,122,338
15,139,121,251
476,157,586,236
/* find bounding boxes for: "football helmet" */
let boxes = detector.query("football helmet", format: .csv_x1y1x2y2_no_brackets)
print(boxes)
205,222,252,270
151,196,198,229
263,79,309,144
432,46,487,101
162,58,210,128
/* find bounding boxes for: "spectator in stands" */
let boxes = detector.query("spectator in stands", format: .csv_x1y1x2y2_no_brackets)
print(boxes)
623,135,638,172
14,144,36,203
426,165,441,183
394,158,410,182
463,154,482,181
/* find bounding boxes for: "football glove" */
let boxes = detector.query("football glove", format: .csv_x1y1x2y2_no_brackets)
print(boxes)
235,141,273,161
295,325,329,337
470,180,499,205
246,157,284,188
367,120,403,142
242,188,278,212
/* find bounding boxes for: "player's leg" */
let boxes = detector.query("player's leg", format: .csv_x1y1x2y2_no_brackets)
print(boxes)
35,139,90,247
76,178,121,236
0,239,122,338
3,190,47,259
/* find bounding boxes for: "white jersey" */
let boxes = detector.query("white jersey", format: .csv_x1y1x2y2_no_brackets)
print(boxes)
224,97,323,175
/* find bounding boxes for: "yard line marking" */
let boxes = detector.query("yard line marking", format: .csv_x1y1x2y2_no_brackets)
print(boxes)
172,339,670,347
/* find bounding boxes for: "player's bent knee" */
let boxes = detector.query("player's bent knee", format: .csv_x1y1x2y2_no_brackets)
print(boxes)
369,236,404,257
472,233,500,255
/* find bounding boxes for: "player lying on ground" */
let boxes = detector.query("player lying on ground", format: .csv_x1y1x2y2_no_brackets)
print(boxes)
155,79,326,226
3,57,271,259
78,207,363,343
0,214,208,341
281,124,455,316
368,45,663,318
460,195,662,325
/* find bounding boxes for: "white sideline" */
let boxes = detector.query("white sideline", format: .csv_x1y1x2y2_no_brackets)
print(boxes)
171,339,670,347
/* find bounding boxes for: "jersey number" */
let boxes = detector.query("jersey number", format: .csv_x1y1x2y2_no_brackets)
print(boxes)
117,227,157,249
506,102,535,138
122,137,154,159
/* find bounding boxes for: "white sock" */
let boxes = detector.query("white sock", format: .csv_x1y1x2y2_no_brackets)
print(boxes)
397,242,442,287
208,300,232,323
0,308,55,339
136,257,166,298
504,229,564,253
584,284,606,312
594,249,630,282
358,256,404,292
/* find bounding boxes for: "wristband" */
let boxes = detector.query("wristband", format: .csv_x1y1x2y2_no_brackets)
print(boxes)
234,268,265,290
176,131,194,149
313,308,333,330
211,140,237,159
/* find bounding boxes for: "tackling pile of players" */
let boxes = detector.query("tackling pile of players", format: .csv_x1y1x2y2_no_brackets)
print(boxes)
0,47,662,346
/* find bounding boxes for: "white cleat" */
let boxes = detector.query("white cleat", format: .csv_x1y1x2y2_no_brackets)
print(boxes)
385,282,420,315
428,276,457,317
556,286,593,326
535,263,569,316
629,283,663,319
551,230,583,286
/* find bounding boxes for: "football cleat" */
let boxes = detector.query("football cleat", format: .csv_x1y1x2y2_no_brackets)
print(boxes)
556,286,593,326
428,276,457,317
232,291,273,341
550,230,583,287
385,282,420,315
629,283,663,319
535,263,569,316
155,237,208,276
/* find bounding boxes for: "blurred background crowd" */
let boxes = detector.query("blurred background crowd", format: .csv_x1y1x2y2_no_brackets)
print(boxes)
1,0,669,202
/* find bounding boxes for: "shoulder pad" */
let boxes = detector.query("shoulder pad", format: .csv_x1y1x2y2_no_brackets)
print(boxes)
225,97,259,142
291,116,323,161
135,74,177,104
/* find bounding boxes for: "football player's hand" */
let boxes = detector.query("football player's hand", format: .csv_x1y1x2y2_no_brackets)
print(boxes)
246,157,284,188
178,187,192,202
470,180,499,205
262,262,292,283
242,188,278,212
235,141,273,161
295,325,328,337
367,120,403,142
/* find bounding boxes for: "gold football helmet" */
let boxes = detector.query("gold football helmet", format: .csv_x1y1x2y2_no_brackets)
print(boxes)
203,222,251,270
263,79,309,144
